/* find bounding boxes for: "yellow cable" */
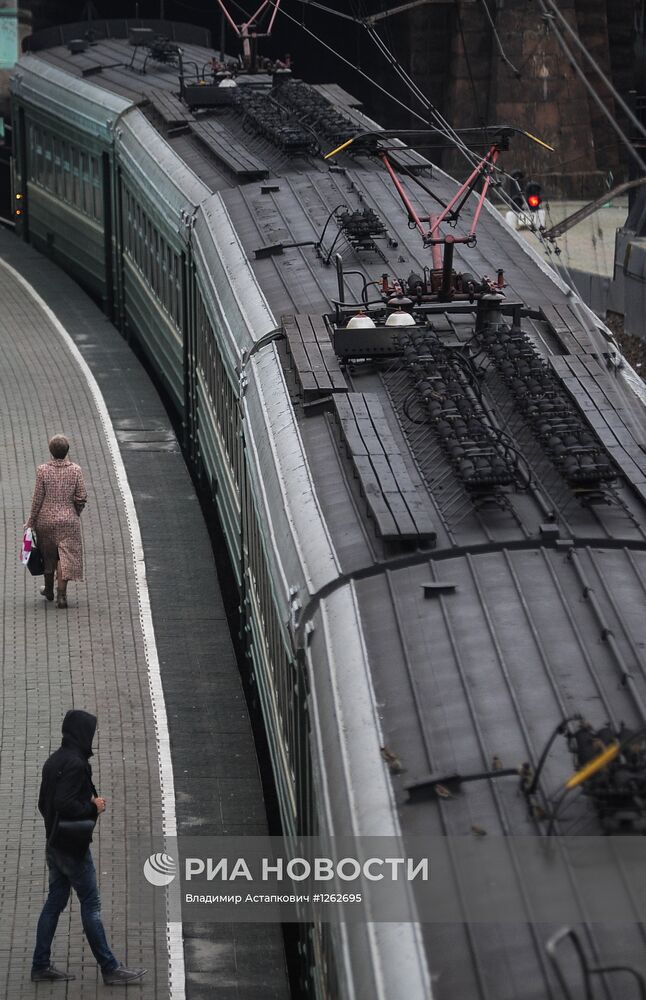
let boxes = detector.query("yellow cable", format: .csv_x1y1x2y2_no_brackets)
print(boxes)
564,742,619,790
323,137,356,160
523,130,555,152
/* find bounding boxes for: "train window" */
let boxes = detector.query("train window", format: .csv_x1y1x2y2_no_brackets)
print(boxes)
166,245,173,319
135,203,142,269
147,218,154,289
161,241,170,314
126,192,133,258
91,157,102,221
130,195,136,255
142,211,148,277
71,148,80,208
62,143,71,203
123,188,132,257
157,238,163,307
172,252,181,327
28,124,37,182
159,239,166,309
37,128,44,185
168,252,174,325
37,130,45,187
152,228,159,299
43,132,53,192
136,202,141,265
79,152,88,214
151,224,157,296
53,138,62,198
132,197,137,256
128,192,134,254
142,213,149,283
146,218,152,284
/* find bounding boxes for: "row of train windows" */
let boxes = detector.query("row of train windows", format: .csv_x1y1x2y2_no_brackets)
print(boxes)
195,293,243,490
27,124,103,222
123,187,182,329
193,280,310,829
244,481,301,805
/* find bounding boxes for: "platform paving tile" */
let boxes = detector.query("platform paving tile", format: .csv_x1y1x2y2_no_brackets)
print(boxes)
0,233,289,1000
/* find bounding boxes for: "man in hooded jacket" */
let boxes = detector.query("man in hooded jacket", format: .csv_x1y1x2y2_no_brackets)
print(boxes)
31,709,146,985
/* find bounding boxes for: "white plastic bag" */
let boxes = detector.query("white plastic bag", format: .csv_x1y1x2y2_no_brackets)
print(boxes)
20,528,35,566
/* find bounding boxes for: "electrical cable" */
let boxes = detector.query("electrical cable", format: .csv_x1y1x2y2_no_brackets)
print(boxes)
477,0,521,79
403,389,429,424
535,0,646,175
542,0,646,146
286,0,358,22
167,0,221,12
215,0,250,17
455,2,487,134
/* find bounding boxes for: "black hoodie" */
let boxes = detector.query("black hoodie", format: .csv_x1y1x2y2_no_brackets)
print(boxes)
38,710,99,851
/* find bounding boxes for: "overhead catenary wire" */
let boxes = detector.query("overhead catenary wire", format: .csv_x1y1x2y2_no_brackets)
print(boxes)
541,0,646,146
456,2,487,133
285,0,359,21
535,0,646,176
477,0,521,79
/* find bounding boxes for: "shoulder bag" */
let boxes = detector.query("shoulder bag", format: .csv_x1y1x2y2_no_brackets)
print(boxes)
48,814,97,854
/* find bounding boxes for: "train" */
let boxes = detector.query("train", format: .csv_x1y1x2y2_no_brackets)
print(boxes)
11,18,646,1000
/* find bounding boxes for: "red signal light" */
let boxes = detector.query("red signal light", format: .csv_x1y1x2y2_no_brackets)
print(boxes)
527,194,541,209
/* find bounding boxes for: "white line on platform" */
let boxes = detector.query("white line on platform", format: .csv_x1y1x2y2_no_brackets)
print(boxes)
0,257,185,1000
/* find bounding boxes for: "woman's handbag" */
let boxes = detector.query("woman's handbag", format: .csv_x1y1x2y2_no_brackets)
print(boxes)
48,814,97,854
27,544,45,576
21,528,44,576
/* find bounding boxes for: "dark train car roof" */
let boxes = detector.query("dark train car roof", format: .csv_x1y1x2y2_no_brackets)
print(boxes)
21,26,646,1000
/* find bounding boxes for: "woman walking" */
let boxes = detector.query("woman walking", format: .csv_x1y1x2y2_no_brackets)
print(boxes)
25,435,87,609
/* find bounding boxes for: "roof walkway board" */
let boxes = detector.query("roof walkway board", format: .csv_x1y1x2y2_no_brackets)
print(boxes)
189,120,269,180
282,312,348,403
0,233,289,1000
332,393,437,546
144,87,193,133
551,352,646,504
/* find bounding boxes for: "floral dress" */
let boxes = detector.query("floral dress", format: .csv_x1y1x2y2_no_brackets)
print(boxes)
26,458,88,580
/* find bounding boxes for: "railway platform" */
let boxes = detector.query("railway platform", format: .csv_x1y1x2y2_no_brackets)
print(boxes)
0,231,289,1000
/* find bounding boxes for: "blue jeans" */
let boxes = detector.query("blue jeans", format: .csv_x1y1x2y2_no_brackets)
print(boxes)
32,847,118,973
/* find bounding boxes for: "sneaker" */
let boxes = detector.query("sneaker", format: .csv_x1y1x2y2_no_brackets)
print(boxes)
102,965,147,986
31,966,76,982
